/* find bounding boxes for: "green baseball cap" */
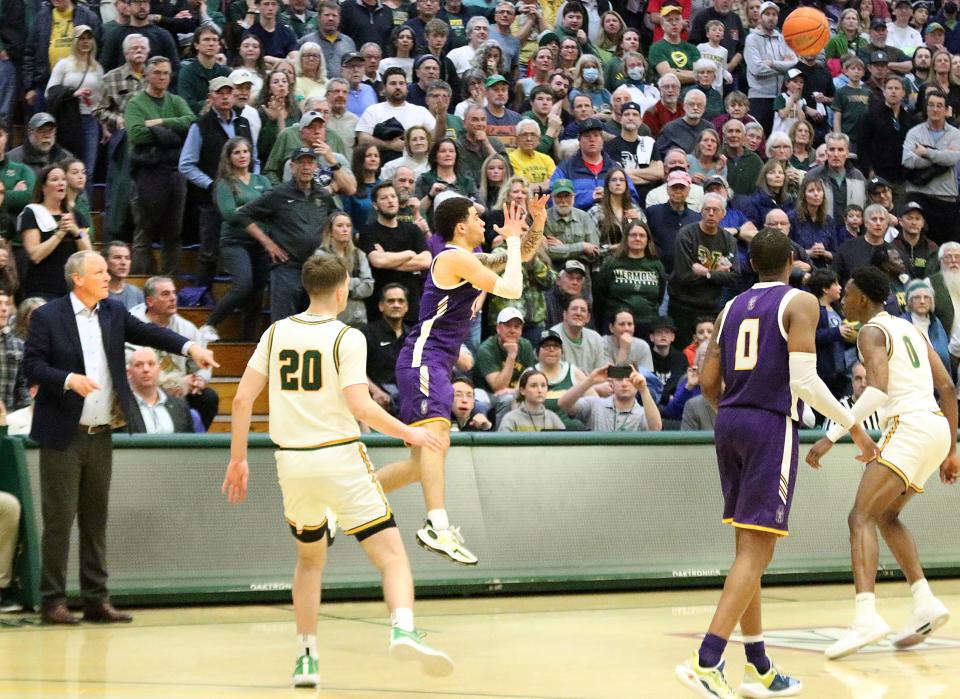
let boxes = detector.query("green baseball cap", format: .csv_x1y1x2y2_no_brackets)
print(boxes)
484,74,509,89
552,179,575,195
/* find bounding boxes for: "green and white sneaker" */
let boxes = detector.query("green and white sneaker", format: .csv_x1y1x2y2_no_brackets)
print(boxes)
389,627,455,677
416,521,478,566
675,653,740,698
292,653,319,688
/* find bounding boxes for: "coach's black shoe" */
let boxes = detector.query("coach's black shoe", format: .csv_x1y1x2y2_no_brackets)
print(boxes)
83,602,133,623
41,603,79,625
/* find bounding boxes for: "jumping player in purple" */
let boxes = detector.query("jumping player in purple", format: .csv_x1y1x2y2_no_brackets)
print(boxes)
375,193,549,566
675,228,876,699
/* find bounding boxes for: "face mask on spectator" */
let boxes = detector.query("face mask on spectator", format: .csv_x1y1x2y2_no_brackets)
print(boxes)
628,67,644,80
583,68,600,83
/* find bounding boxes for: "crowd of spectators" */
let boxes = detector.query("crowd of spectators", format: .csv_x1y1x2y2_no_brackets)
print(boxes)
0,0,956,435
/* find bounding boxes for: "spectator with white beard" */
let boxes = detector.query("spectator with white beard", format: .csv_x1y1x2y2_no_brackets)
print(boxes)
929,242,960,344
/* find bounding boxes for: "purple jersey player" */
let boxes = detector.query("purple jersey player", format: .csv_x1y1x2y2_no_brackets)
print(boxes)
716,282,802,537
376,193,550,567
395,258,482,426
675,228,875,699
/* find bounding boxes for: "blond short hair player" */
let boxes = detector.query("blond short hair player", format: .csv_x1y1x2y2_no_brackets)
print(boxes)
222,254,453,688
808,266,960,661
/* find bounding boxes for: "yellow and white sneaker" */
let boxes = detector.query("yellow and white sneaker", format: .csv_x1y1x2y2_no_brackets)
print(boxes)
675,652,741,698
738,661,802,697
416,521,478,566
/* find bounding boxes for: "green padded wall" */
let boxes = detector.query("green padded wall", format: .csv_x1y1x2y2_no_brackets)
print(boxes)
14,432,960,604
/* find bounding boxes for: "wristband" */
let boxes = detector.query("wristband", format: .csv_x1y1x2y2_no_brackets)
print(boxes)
329,162,342,171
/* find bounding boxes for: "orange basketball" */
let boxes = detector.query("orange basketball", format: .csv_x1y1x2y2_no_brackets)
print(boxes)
782,7,830,57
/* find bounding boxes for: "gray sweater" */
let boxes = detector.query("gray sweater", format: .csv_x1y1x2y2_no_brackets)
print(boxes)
602,335,654,371
551,324,607,373
902,121,960,199
744,28,795,99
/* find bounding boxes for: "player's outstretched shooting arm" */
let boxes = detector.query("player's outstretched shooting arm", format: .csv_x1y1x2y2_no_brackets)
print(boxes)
474,195,550,275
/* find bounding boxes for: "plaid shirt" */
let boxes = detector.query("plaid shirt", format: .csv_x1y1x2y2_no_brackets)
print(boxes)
0,328,29,411
94,63,147,132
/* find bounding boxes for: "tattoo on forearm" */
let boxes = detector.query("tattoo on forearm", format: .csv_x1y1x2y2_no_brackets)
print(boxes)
476,251,507,273
522,227,544,261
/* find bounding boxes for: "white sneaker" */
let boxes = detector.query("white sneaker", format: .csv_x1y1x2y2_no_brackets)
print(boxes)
389,627,455,677
891,598,950,649
825,614,891,660
416,521,479,566
198,324,220,344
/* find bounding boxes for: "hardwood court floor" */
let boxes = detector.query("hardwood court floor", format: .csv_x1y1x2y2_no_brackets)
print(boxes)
2,581,960,698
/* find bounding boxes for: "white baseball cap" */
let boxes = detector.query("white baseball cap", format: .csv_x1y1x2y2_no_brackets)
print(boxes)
496,307,525,324
229,69,255,86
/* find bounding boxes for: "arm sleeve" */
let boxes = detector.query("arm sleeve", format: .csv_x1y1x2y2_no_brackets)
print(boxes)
492,237,523,299
788,351,856,428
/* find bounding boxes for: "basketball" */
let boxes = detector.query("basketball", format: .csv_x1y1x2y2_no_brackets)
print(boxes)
782,8,830,57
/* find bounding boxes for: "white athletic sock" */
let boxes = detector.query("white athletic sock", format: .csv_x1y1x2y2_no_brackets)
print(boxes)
855,592,877,622
427,509,449,530
299,633,318,657
391,607,415,632
911,579,935,607
741,634,764,643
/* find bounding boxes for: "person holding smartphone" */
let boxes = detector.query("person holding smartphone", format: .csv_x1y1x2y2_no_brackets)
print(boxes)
556,363,663,432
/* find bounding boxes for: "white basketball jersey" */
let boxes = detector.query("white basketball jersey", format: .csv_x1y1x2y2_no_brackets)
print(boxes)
248,314,367,449
858,312,940,424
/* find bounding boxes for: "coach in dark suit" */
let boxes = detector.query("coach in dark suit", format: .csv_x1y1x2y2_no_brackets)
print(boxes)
23,251,217,624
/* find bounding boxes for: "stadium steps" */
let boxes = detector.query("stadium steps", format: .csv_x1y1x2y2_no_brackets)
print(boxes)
211,376,269,415
207,415,269,433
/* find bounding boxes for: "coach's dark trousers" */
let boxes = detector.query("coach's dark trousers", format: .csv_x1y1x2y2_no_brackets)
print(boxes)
39,428,113,606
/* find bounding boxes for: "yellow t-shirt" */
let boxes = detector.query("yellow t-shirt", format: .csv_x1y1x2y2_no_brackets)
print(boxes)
49,7,75,73
508,148,556,186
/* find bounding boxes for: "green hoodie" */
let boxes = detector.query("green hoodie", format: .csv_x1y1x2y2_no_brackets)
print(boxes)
593,255,668,327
